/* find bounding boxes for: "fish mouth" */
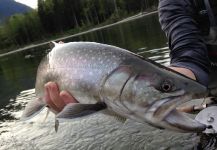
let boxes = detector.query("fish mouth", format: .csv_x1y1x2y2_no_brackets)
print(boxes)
144,91,207,132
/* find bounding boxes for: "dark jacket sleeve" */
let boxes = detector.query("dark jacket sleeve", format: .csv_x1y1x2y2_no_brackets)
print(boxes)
158,0,210,86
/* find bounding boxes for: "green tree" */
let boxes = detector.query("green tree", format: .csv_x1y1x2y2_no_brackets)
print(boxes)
0,0,159,53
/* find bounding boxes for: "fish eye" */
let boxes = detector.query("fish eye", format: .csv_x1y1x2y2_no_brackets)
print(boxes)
161,80,173,92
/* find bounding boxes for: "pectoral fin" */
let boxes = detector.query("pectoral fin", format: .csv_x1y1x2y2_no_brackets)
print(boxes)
21,98,46,120
56,102,107,119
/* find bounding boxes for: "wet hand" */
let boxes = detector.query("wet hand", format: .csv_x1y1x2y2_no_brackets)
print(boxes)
44,82,78,114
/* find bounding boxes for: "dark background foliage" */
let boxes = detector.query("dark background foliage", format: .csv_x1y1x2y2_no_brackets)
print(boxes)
0,0,158,53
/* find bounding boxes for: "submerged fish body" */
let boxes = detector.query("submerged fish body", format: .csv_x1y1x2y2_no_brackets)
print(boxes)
22,42,208,132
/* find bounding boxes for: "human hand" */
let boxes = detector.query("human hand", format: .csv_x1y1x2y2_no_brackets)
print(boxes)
44,82,78,114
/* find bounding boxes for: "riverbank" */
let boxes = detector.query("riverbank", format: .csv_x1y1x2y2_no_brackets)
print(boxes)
0,10,158,58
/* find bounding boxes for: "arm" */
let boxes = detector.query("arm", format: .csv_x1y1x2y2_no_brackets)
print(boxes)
169,66,196,80
158,0,210,86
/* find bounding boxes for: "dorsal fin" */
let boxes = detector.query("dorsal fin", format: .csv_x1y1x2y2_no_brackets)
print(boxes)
49,41,58,49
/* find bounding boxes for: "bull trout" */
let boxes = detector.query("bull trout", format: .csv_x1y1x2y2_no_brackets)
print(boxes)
22,42,208,132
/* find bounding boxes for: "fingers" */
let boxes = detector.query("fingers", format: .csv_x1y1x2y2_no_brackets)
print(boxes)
46,82,65,110
44,82,78,113
44,83,61,113
60,91,78,104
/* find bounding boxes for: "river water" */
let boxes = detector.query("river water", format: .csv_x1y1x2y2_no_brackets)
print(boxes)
0,12,214,150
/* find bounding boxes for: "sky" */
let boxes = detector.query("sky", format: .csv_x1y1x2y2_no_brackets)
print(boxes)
15,0,38,9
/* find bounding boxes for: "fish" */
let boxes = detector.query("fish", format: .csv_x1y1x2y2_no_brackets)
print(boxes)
21,42,208,132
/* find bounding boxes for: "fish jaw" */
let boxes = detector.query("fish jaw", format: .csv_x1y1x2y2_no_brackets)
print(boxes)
120,89,207,132
143,94,207,132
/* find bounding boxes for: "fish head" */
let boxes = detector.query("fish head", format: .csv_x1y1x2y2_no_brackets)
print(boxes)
123,64,208,132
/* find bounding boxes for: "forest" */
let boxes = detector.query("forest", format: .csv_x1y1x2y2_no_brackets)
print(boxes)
0,0,158,53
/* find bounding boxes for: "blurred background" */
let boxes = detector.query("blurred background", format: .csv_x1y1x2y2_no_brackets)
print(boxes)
0,0,158,53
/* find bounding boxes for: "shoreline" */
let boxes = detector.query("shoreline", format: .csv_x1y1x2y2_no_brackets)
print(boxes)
0,10,158,58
